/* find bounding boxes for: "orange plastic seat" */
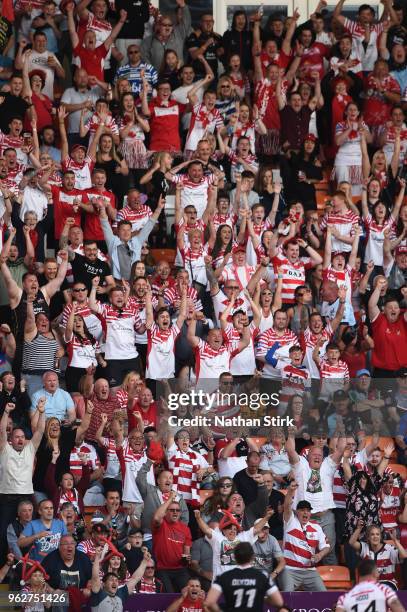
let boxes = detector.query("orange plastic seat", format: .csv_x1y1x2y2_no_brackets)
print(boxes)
363,437,397,460
150,248,176,264
388,463,407,481
247,436,268,448
317,565,352,590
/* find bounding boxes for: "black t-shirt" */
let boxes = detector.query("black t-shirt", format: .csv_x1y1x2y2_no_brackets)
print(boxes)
215,566,277,612
33,426,76,491
186,31,223,76
149,170,169,206
41,549,92,589
0,93,31,132
71,254,112,292
233,469,259,506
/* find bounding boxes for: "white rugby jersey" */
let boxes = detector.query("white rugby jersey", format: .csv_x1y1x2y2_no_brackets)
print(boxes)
336,579,397,612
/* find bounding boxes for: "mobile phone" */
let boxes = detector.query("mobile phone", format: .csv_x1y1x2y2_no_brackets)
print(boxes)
23,132,31,146
272,169,282,184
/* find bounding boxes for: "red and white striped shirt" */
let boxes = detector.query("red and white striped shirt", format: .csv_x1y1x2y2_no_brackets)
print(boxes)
319,358,350,381
323,264,353,300
284,513,328,569
120,440,154,503
272,251,314,304
114,203,152,231
69,443,100,478
164,285,202,312
255,328,298,379
320,210,360,253
360,541,399,582
167,442,208,506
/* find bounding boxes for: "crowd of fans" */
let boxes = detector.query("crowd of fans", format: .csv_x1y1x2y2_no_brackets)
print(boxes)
1,0,407,609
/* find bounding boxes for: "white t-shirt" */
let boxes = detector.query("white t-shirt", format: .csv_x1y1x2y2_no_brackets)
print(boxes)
146,322,180,380
24,50,61,100
293,455,337,513
207,526,257,578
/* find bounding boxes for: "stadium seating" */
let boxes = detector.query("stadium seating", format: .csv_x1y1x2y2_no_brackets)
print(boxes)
317,565,352,590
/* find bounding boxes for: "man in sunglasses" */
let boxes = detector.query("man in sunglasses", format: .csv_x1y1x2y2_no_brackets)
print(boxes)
114,44,157,96
141,0,191,70
152,491,192,592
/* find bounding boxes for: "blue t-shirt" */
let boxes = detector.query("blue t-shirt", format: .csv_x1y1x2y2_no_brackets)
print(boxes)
22,519,67,561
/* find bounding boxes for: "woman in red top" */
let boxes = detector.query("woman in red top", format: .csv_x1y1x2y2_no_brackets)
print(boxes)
22,59,53,132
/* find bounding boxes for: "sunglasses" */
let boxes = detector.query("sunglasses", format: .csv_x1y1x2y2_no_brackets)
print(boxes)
73,288,87,292
220,483,233,488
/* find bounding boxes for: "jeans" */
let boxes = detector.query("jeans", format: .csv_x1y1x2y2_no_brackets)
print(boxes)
279,568,326,591
312,509,337,564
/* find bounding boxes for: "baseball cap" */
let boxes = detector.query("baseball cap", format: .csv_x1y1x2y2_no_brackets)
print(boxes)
232,245,246,254
297,500,312,511
356,369,371,377
396,245,407,255
71,144,87,154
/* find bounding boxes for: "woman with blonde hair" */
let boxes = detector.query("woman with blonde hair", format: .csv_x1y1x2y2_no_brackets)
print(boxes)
215,75,239,123
32,408,93,501
116,370,144,414
95,132,129,206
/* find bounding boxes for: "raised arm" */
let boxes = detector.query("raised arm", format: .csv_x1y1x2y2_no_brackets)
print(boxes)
66,2,79,49
126,549,151,593
152,491,178,528
104,10,127,49
285,429,300,465
368,277,386,321
193,509,213,538
58,106,69,161
348,518,363,552
283,480,298,522
186,317,200,349
333,0,347,26
42,250,68,301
